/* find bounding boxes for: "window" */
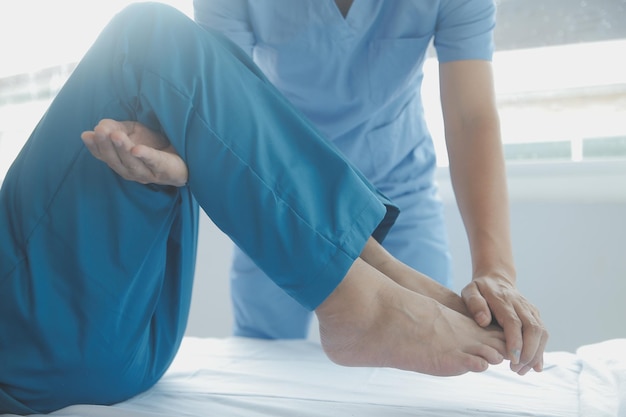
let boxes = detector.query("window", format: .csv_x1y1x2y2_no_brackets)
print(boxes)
425,0,626,166
0,1,192,180
1,1,624,179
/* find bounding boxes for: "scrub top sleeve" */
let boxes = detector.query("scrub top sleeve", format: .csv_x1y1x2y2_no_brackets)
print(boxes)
193,0,256,56
434,0,496,63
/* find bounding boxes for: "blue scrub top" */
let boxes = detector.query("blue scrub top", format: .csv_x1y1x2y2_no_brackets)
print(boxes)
194,0,495,193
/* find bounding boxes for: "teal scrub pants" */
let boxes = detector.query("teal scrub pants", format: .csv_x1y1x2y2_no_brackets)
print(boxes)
231,184,452,339
0,3,397,414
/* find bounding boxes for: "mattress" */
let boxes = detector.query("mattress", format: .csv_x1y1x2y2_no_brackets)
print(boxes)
3,337,625,417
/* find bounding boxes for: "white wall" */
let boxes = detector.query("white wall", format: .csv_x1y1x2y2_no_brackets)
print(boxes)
443,160,626,352
185,161,626,353
186,217,235,338
445,204,626,352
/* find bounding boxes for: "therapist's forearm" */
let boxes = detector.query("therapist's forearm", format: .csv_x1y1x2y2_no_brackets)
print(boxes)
439,60,515,284
447,124,516,283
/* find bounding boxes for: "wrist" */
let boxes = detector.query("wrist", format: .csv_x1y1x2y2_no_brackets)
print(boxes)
472,268,517,285
471,251,516,284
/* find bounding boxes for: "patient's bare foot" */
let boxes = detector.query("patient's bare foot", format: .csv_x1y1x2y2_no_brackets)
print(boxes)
316,258,505,376
359,238,470,317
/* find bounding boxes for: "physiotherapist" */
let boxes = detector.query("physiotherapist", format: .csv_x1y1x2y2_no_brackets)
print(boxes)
193,0,522,342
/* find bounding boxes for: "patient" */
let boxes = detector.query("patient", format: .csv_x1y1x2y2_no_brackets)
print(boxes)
84,118,545,376
0,3,546,415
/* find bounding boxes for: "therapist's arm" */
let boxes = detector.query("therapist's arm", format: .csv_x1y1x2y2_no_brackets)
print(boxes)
438,59,548,375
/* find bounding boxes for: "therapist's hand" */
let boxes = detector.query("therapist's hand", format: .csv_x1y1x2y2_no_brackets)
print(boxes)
461,275,548,375
81,119,188,187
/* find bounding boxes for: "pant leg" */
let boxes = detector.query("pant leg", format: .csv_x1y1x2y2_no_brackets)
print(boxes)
229,175,452,341
231,245,313,339
0,3,397,413
0,7,203,415
108,3,398,309
380,184,453,288
230,184,452,340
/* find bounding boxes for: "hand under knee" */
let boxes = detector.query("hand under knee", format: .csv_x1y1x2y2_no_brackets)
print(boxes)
81,119,188,187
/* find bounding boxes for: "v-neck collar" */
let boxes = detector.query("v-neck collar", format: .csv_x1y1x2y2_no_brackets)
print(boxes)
334,0,354,19
328,0,362,34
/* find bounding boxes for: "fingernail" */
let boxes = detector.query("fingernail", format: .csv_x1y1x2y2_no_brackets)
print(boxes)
511,349,521,364
475,312,488,324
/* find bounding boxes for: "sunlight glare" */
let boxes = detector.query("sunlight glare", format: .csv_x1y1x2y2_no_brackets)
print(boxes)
0,1,192,78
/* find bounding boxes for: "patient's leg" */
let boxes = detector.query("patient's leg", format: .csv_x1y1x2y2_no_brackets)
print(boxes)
73,9,500,377
316,257,506,376
0,8,498,410
0,3,387,413
79,123,502,377
77,67,500,383
92,2,399,312
0,4,401,413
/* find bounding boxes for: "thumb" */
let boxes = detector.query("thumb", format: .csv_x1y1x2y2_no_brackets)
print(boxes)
461,282,492,327
134,145,188,187
132,144,162,170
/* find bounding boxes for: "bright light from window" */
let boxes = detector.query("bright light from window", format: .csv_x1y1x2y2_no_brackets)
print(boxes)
0,1,191,78
425,38,626,166
0,0,625,180
0,1,193,179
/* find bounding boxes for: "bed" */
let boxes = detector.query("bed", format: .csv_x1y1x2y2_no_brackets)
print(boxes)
3,337,624,417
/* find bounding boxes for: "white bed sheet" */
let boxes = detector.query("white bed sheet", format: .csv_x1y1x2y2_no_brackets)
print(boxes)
4,337,625,417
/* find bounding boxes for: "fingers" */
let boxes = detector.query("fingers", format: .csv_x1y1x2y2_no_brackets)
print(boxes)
81,120,132,176
465,277,548,375
496,305,524,366
111,130,153,182
490,293,548,375
81,119,188,186
87,126,153,184
81,126,124,168
133,144,189,187
511,305,549,375
498,303,548,375
461,282,493,327
531,331,549,372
